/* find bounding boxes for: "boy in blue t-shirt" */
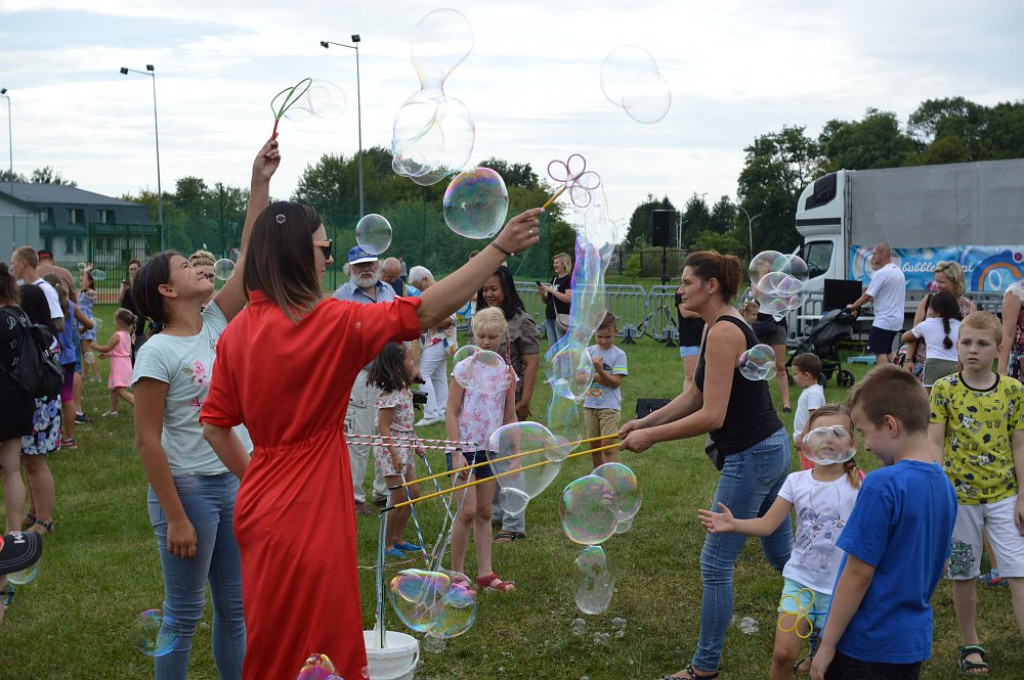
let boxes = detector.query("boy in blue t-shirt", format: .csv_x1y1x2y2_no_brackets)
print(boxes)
811,365,956,680
583,312,628,468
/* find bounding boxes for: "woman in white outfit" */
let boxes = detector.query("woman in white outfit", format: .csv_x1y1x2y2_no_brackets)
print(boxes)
409,266,457,427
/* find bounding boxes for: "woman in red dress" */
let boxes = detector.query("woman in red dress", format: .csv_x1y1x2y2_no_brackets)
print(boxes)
201,200,541,680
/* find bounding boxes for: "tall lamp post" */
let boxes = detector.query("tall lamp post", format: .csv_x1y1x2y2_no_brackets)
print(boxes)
120,65,164,249
320,35,364,218
0,88,11,194
738,206,762,259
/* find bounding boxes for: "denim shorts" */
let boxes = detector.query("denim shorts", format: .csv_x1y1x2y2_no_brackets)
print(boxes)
450,449,492,480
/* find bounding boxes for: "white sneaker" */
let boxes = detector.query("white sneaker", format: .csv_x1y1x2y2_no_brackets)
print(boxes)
101,411,119,417
415,416,444,427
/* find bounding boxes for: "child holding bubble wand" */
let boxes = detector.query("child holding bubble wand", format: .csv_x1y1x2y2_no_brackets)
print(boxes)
445,307,518,592
367,342,424,559
94,308,137,416
699,404,861,680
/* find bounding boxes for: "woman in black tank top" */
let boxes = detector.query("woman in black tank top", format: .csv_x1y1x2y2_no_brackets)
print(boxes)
619,251,793,680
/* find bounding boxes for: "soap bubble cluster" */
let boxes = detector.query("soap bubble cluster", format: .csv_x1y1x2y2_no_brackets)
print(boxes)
388,568,477,639
738,344,777,381
748,250,809,318
559,463,642,545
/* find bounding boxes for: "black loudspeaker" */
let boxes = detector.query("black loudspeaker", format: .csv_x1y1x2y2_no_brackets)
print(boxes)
635,398,672,419
651,210,676,247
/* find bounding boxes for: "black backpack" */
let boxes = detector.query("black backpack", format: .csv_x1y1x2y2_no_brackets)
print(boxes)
1,308,64,399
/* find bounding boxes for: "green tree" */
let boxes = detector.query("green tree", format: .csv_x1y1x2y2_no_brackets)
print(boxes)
818,108,918,170
709,196,735,234
906,97,1024,162
30,166,77,186
0,169,27,183
736,126,821,255
680,193,710,247
691,229,745,256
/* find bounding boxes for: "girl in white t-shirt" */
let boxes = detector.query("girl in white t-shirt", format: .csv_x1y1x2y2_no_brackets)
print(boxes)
699,405,861,680
902,292,962,389
445,307,518,593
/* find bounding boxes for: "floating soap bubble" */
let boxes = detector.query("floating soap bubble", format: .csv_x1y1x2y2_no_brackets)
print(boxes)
614,516,634,534
593,463,642,523
296,653,343,680
84,350,96,365
442,167,509,239
282,80,346,122
738,616,760,634
497,486,530,517
213,259,235,281
90,269,107,282
546,395,584,455
547,344,596,401
452,346,511,395
748,250,784,286
599,45,672,124
560,474,618,545
738,344,777,381
392,9,476,186
611,617,627,637
388,568,477,638
574,546,614,615
355,214,393,255
803,424,857,465
777,254,810,282
131,609,179,657
85,289,98,301
7,563,38,585
77,262,87,271
570,618,587,636
488,422,568,510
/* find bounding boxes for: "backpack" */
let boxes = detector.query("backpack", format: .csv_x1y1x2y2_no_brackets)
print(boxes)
1,308,64,399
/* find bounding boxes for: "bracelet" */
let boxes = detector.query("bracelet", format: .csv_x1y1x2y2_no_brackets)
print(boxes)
489,241,514,258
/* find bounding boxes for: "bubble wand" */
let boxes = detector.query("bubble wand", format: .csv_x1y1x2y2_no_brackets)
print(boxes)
270,77,312,140
383,440,622,512
777,587,826,639
345,433,478,449
391,433,613,491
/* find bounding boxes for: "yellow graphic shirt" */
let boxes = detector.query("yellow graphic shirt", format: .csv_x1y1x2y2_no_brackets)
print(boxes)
930,373,1024,504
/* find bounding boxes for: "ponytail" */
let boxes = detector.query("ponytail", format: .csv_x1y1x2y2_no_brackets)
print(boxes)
929,292,960,351
843,458,862,490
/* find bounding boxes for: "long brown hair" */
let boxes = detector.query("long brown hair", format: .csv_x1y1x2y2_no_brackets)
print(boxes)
243,201,324,324
683,251,743,302
131,251,179,325
0,262,20,306
806,404,861,489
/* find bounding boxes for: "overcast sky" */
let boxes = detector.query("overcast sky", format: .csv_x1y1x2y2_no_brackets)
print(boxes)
2,0,1021,236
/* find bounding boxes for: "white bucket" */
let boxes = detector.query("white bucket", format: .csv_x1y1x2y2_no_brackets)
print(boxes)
363,630,420,680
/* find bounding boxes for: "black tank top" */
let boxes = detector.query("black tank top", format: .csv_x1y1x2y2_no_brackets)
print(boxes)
694,316,782,456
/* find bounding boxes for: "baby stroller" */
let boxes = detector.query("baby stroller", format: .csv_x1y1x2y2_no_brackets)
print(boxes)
786,308,857,387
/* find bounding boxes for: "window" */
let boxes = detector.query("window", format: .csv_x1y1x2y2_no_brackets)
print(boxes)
64,238,75,255
804,241,834,279
39,208,54,224
43,236,52,252
75,237,84,253
99,209,115,224
67,208,85,224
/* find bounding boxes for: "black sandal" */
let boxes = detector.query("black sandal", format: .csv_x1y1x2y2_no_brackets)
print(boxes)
493,531,525,544
958,645,989,674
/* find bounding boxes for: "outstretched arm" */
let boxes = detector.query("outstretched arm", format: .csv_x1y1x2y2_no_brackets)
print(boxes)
698,497,793,537
214,137,281,322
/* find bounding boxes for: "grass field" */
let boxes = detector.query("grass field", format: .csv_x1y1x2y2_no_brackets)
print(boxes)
1,304,1021,680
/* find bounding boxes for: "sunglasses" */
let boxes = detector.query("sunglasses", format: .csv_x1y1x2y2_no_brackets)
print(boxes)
313,239,333,260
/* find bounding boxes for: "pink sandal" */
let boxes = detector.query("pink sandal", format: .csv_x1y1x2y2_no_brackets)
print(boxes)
476,572,515,593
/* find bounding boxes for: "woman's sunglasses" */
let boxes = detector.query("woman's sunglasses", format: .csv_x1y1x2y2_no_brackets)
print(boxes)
313,239,333,260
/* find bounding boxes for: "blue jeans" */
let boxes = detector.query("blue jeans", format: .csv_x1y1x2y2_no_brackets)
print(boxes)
147,473,245,680
544,317,560,346
692,428,793,672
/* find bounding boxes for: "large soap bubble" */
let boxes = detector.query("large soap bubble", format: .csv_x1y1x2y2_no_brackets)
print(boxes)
296,653,343,680
546,344,596,402
560,474,618,545
452,346,512,395
392,9,476,186
131,609,179,658
738,344,777,381
355,214,393,255
443,167,509,239
748,250,784,287
599,45,671,124
593,462,642,523
803,424,857,465
389,568,477,638
749,250,808,317
574,546,615,615
546,395,584,453
488,422,569,515
214,259,235,281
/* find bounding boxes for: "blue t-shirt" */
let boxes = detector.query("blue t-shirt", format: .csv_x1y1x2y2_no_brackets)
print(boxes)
831,459,956,664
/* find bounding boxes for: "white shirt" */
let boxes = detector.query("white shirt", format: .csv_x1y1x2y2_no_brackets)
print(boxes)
20,277,64,324
778,470,860,593
865,262,906,331
911,317,961,362
793,384,826,442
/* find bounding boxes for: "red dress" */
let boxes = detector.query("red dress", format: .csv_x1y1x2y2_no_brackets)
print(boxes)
201,290,421,680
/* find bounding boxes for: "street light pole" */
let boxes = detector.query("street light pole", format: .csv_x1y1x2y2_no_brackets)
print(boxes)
320,36,364,218
0,88,11,193
738,206,762,259
120,65,164,249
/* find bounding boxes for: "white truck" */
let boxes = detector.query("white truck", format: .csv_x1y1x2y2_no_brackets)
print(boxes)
795,159,1024,311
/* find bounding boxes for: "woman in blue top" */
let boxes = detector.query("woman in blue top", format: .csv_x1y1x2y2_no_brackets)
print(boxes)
620,251,793,680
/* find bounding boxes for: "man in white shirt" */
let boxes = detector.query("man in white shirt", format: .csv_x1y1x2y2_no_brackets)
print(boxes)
847,242,906,364
11,246,65,333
